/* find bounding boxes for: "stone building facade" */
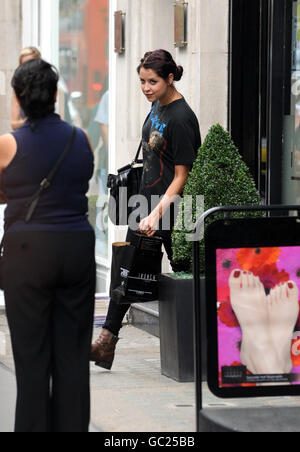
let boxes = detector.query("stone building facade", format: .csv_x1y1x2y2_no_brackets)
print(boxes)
0,0,22,135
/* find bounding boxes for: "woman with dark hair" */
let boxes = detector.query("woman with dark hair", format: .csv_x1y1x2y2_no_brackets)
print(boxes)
11,46,41,130
91,49,201,369
0,58,96,432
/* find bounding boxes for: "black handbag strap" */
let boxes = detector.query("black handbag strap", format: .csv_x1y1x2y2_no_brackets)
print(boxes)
127,108,154,166
132,141,142,164
132,108,153,164
1,126,76,242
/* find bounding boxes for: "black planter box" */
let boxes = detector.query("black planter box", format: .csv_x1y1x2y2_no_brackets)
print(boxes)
158,274,206,383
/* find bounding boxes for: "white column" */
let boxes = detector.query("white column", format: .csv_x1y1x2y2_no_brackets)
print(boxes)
39,0,59,66
22,0,40,48
22,0,59,66
107,0,120,256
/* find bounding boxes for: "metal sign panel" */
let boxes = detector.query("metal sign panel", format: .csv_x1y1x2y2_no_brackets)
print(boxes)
174,1,187,48
114,11,125,54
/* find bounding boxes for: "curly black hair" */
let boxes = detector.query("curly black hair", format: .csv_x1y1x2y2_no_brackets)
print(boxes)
12,58,59,121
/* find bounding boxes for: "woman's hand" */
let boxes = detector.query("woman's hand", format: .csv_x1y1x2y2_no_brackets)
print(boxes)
138,165,191,237
138,209,160,237
11,91,26,131
0,135,17,202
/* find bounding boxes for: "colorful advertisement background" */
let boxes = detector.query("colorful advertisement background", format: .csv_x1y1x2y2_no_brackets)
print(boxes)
217,247,300,387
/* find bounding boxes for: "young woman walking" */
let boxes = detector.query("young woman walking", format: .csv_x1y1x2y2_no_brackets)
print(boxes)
91,49,201,370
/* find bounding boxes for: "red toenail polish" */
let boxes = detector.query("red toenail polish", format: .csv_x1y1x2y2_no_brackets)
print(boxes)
234,271,240,278
288,282,293,289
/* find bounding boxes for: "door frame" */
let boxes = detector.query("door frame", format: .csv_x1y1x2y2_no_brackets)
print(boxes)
229,0,293,205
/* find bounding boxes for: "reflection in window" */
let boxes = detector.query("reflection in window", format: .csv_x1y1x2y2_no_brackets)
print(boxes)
59,0,109,261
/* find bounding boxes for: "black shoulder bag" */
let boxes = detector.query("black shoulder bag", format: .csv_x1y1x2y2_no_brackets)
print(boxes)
107,141,143,226
0,126,76,290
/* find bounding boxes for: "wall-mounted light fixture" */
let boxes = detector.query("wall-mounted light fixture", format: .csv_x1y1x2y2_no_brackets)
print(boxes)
114,11,126,54
174,0,188,48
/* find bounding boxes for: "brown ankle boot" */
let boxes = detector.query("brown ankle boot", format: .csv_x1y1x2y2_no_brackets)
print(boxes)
90,328,119,370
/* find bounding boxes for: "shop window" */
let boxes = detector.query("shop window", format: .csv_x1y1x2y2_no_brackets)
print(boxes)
58,0,109,270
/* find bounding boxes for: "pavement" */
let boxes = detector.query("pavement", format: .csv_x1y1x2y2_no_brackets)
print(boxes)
0,312,196,433
0,364,16,433
2,311,300,432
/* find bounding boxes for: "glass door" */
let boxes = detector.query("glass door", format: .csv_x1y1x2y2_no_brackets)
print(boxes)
230,0,299,206
58,0,109,291
282,0,300,204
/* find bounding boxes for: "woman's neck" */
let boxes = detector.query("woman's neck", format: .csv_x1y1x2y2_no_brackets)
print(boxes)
159,86,182,106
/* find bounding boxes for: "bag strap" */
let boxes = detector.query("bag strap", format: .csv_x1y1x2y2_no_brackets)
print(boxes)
132,141,142,164
25,126,76,222
132,108,152,164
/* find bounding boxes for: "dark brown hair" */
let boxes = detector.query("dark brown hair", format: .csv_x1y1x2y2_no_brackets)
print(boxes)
137,49,183,82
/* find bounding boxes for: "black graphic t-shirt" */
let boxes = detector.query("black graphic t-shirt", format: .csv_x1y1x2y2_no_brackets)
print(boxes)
139,97,201,236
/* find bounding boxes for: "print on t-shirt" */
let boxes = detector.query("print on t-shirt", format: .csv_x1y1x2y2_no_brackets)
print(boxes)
149,105,167,134
142,131,166,188
142,106,167,188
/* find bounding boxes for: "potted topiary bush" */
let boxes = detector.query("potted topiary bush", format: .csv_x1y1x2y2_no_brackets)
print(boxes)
159,124,262,382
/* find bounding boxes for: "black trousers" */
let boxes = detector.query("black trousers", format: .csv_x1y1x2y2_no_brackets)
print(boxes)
3,231,96,433
103,229,175,337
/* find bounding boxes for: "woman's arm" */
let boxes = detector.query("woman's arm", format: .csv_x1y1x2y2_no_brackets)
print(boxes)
139,165,190,237
84,130,94,154
0,134,17,203
11,92,26,131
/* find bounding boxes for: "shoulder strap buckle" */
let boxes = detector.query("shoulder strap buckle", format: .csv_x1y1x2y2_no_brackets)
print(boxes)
40,178,50,189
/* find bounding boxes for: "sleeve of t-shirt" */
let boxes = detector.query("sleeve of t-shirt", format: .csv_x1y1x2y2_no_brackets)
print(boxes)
169,117,198,166
94,91,109,125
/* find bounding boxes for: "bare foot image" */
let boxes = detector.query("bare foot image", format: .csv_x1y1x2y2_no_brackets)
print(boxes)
267,282,299,374
229,270,286,375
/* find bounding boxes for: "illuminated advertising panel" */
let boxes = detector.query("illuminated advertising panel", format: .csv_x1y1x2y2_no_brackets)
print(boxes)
217,246,300,387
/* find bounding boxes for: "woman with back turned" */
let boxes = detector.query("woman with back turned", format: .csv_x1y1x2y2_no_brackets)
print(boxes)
0,59,96,432
91,49,201,370
10,46,41,130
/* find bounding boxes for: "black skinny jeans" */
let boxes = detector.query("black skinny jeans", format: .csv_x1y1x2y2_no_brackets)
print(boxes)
103,228,175,336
